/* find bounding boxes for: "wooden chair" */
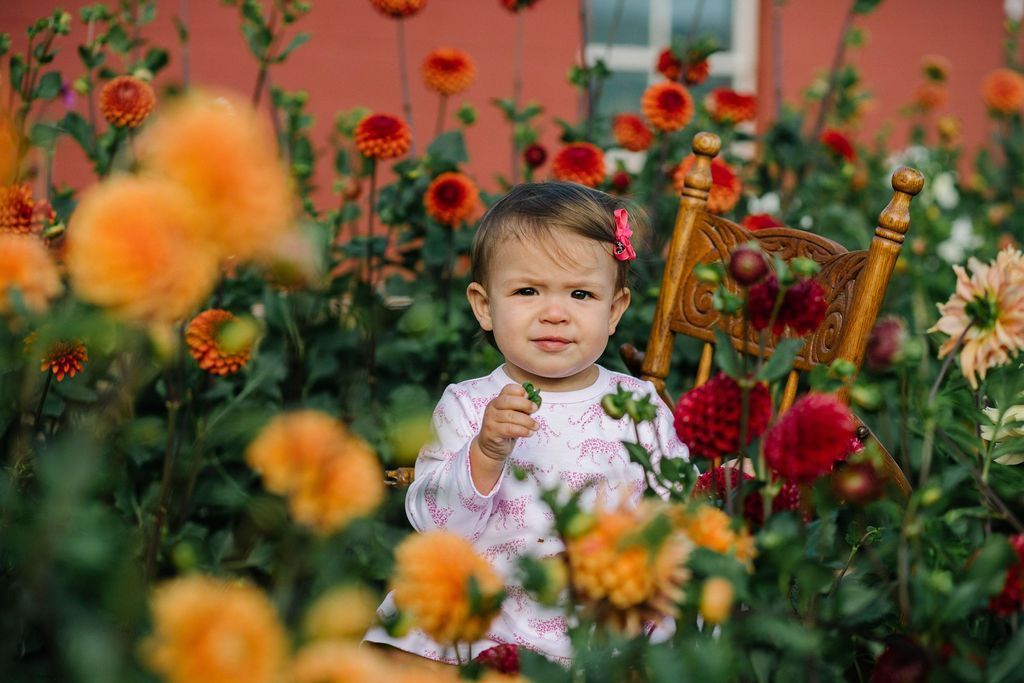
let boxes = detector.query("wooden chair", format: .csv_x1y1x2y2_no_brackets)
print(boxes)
619,131,922,499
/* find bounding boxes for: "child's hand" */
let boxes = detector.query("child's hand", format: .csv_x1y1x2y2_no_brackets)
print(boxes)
473,383,539,464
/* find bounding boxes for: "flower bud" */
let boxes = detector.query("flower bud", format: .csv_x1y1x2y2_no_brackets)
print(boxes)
789,256,821,278
694,262,723,285
866,316,907,371
831,461,883,505
217,316,260,355
72,77,90,94
611,170,631,193
523,143,547,169
699,577,735,625
728,244,768,286
601,393,626,419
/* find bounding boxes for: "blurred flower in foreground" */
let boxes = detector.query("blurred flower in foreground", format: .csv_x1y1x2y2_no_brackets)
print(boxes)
354,113,412,160
140,92,295,262
676,504,756,569
820,128,856,162
370,0,426,18
705,88,756,124
0,108,18,184
475,643,520,675
551,142,606,188
765,393,856,484
99,75,156,128
185,309,255,376
141,575,286,683
0,234,62,314
246,410,385,534
422,47,475,95
982,68,1024,115
929,248,1024,389
391,530,504,646
303,585,380,642
672,155,740,214
692,466,802,528
747,274,828,336
699,577,735,625
612,113,653,152
871,636,931,683
290,642,390,683
673,373,772,460
989,534,1024,616
66,176,218,324
981,401,1024,465
424,171,479,226
741,213,784,231
641,81,694,132
567,502,692,635
37,339,88,381
1,183,55,236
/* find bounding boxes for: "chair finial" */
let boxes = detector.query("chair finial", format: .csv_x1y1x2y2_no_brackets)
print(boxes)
693,131,721,158
892,166,925,196
877,166,925,241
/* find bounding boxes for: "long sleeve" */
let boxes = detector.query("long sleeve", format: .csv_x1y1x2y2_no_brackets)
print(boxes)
405,385,507,540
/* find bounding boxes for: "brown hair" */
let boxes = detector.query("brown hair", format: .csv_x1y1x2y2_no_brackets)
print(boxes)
470,181,645,291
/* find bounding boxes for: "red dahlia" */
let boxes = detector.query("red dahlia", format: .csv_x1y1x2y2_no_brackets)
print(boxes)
656,48,682,81
673,373,772,460
683,59,710,86
475,643,520,674
422,47,475,95
641,81,694,133
821,128,856,162
866,316,908,371
706,88,757,124
551,142,606,188
1,183,55,236
671,155,740,214
370,0,426,18
990,534,1024,616
692,466,802,528
99,75,156,129
610,170,631,194
38,340,88,381
354,113,411,160
740,213,784,231
612,113,653,152
764,393,856,484
424,171,478,226
747,275,827,336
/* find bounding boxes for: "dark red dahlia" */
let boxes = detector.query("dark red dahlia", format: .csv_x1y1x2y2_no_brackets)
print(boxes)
523,142,547,169
692,466,802,527
674,373,772,460
746,273,780,331
866,316,908,371
610,170,631,194
989,534,1024,617
656,48,682,81
475,643,520,674
779,278,828,336
871,636,930,683
765,393,856,484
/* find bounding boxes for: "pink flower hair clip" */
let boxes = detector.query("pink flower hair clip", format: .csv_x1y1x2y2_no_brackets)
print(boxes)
613,208,637,261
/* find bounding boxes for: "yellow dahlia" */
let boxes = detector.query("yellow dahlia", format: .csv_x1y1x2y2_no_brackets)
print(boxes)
551,142,606,187
0,234,62,314
641,81,694,133
39,339,88,381
140,92,295,262
612,113,653,152
246,410,385,534
303,584,380,642
185,309,254,376
141,575,286,683
422,47,475,96
354,113,411,160
678,504,756,569
424,171,478,226
66,176,218,324
566,502,692,636
982,68,1024,114
1,183,55,236
289,642,390,683
929,247,1024,389
672,154,741,214
370,0,426,18
99,75,156,128
391,530,504,646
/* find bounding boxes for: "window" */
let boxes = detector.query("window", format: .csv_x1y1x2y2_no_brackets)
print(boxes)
586,0,760,119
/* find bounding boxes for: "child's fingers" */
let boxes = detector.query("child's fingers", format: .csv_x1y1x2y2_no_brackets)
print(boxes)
492,409,538,436
492,389,539,415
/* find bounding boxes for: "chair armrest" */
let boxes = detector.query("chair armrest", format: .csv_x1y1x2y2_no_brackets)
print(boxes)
619,343,646,378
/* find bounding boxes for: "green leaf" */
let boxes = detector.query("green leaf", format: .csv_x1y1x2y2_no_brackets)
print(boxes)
33,71,63,100
30,121,60,149
59,111,96,158
852,0,883,14
990,626,1024,683
426,130,467,165
756,338,804,382
713,328,742,379
274,31,310,62
142,47,169,73
172,15,189,43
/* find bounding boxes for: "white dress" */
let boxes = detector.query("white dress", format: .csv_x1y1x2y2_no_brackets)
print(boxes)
363,364,689,664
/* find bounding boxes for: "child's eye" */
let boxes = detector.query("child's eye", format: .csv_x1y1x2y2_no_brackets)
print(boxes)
571,290,593,300
514,287,537,296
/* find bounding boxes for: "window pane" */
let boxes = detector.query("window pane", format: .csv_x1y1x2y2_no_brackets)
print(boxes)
591,0,650,46
671,0,732,51
595,70,649,118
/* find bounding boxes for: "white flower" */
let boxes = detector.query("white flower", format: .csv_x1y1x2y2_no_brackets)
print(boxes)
982,403,1024,465
799,215,814,229
748,192,780,215
937,216,981,264
932,172,959,210
1006,0,1024,22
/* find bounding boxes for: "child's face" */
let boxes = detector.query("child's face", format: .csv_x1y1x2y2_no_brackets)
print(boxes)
466,231,630,392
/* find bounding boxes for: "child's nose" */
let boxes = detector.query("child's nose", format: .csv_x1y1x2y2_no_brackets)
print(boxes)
539,299,568,323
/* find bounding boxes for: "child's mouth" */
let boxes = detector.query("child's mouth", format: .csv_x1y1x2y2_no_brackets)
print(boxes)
532,337,571,351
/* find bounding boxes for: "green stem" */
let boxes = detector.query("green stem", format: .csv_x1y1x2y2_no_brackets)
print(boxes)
34,371,54,434
396,17,417,156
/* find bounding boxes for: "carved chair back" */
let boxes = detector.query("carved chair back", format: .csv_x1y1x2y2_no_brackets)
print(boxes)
627,131,923,498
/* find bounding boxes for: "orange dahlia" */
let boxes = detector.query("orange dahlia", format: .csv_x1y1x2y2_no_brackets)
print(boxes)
0,234,62,314
915,82,948,111
66,176,218,324
567,502,692,635
684,59,711,86
303,585,380,642
370,0,426,18
39,339,88,381
422,47,475,96
612,113,653,152
424,171,478,226
99,75,156,128
246,410,385,534
983,68,1024,114
671,154,741,214
141,575,287,683
140,92,295,262
354,113,411,160
706,88,756,124
551,142,606,187
391,530,504,646
185,309,254,376
678,504,756,569
0,183,55,236
0,108,18,185
642,81,694,132
290,642,390,683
